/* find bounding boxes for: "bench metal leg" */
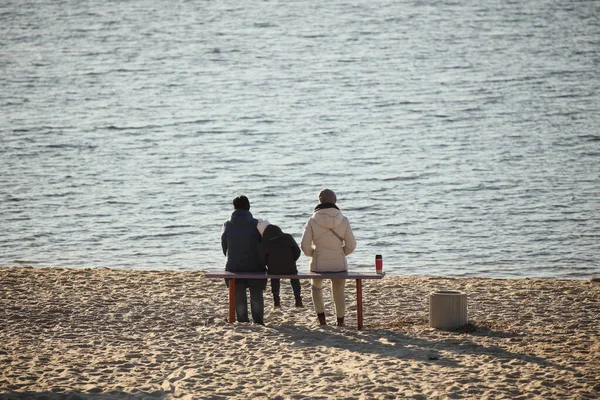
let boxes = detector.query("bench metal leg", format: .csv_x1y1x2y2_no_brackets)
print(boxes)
356,279,363,330
228,278,236,323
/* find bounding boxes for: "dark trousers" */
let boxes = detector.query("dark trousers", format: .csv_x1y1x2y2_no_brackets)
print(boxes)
235,283,264,324
270,278,301,296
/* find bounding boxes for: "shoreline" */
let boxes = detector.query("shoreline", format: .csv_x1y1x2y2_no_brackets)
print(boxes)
4,263,599,281
1,267,599,399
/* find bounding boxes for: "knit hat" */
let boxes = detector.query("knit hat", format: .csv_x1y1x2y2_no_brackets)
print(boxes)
256,219,270,236
318,188,337,204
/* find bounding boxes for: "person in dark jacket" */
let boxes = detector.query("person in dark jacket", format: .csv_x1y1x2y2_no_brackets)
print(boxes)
257,219,303,309
221,195,266,324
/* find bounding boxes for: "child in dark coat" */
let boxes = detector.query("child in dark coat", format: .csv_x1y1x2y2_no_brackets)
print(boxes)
257,219,303,309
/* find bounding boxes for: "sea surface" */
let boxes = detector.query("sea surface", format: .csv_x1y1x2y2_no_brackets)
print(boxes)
2,0,599,279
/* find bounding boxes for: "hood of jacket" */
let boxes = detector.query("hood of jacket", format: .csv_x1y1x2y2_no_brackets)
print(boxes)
230,209,253,222
312,207,345,230
263,224,284,241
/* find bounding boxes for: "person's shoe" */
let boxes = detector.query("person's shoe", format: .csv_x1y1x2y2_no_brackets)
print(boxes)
294,294,304,308
337,317,345,327
273,296,281,310
317,312,326,325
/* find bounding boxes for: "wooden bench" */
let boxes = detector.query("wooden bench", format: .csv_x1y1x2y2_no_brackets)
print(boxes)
205,270,385,329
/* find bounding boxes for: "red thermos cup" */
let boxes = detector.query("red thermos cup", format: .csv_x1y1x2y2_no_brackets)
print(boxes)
375,255,383,274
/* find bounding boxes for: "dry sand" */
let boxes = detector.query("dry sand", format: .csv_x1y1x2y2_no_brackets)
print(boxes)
1,266,599,399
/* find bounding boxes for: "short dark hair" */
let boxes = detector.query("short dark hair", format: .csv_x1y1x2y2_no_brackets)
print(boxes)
233,195,250,210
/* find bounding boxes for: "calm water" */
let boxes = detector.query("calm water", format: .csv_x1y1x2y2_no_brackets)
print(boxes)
2,0,599,278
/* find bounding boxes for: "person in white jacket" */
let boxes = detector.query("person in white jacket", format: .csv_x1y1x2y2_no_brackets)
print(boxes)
301,188,356,327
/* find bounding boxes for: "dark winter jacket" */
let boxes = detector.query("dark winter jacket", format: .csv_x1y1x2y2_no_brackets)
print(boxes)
258,225,301,275
221,209,266,273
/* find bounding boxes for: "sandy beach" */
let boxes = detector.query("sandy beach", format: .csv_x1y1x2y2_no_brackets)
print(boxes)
1,267,598,399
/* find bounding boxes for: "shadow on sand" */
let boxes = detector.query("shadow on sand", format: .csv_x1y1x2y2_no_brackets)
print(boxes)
0,390,169,400
269,322,569,371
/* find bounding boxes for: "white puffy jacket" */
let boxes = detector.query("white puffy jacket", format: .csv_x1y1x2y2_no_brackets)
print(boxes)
300,207,357,272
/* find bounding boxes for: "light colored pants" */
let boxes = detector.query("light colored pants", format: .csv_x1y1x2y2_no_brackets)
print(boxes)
311,278,346,318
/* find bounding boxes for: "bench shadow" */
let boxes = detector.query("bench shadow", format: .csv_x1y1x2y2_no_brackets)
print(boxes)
270,324,456,366
269,323,570,371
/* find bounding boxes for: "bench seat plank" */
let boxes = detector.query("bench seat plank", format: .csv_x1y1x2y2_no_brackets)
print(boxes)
205,270,385,280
